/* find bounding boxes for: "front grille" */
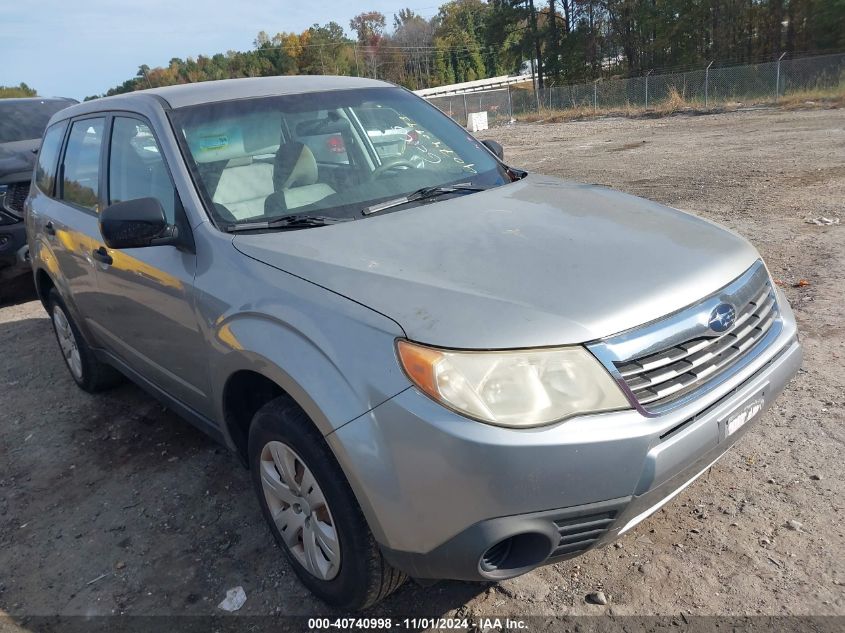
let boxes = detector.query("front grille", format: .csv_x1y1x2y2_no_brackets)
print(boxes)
612,267,778,410
1,182,29,217
551,510,617,558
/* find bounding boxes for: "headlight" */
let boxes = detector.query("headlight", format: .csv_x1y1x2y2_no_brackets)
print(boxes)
396,340,629,427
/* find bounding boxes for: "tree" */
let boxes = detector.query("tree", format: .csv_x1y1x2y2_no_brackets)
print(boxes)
89,1,845,98
350,11,386,44
434,0,488,82
350,11,387,77
392,9,437,88
0,82,37,98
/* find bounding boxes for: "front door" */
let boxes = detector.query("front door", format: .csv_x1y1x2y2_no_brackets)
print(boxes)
89,115,211,416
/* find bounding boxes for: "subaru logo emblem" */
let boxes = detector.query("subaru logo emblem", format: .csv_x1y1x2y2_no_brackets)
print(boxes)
708,303,736,333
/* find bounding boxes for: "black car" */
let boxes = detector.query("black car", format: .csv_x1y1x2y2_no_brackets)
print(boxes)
0,97,77,296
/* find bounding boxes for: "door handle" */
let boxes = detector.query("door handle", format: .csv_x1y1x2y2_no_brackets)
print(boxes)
92,246,113,266
45,221,56,236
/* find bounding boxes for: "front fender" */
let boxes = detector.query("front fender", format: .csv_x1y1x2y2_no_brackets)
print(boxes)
203,260,412,439
211,312,406,437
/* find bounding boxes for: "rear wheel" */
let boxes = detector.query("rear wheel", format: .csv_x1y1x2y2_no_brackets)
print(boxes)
248,396,406,609
48,289,122,392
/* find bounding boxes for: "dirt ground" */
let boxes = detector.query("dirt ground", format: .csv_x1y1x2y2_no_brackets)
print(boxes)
0,108,843,626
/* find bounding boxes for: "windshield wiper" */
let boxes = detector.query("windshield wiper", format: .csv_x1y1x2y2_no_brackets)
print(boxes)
224,214,349,233
362,184,487,216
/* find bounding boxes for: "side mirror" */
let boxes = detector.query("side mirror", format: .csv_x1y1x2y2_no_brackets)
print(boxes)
482,140,504,161
100,197,175,249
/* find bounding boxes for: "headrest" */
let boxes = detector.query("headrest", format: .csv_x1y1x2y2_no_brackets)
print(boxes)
274,142,318,189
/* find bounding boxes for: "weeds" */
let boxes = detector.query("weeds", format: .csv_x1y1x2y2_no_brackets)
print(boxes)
511,83,845,124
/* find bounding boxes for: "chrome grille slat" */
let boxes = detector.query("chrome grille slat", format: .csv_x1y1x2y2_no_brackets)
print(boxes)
631,315,777,405
607,264,779,410
629,304,774,392
620,293,777,382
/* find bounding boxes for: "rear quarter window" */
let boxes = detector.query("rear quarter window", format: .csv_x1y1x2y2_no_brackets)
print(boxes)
35,120,68,196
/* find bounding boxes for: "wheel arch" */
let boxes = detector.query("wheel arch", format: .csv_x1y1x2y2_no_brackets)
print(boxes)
217,351,345,466
34,266,55,309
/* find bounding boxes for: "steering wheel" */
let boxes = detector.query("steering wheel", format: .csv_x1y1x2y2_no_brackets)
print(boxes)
370,157,418,179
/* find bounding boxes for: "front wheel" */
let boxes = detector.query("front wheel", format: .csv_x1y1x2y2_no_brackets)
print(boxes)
248,396,406,609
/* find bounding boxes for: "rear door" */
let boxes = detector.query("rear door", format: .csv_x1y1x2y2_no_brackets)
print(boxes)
34,116,110,335
90,114,211,415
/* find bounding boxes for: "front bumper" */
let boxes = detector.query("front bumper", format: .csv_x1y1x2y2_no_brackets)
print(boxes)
327,292,802,581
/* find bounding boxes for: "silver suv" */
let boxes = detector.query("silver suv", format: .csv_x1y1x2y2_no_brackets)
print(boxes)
26,77,802,610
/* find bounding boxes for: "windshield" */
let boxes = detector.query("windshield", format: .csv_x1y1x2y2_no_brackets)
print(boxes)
0,100,74,143
171,87,512,227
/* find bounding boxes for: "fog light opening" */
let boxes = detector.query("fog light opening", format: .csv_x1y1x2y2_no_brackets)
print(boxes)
478,533,551,577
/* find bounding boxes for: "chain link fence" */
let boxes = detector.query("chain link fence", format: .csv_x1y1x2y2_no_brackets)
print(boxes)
425,52,844,126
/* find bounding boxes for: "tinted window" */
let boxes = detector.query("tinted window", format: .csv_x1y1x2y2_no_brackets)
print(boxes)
61,118,105,211
0,100,75,143
35,120,68,196
109,117,176,223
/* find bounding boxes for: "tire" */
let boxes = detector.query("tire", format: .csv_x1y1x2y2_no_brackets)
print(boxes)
248,396,406,610
47,288,123,393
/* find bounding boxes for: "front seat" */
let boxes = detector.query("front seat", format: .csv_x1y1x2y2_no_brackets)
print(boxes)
213,157,275,219
265,142,335,214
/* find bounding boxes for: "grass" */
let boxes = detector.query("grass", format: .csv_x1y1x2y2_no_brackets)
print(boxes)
777,85,845,109
511,84,845,124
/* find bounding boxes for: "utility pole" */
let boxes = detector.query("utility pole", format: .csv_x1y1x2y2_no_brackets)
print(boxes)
507,84,513,120
775,52,787,101
527,0,544,92
594,79,599,112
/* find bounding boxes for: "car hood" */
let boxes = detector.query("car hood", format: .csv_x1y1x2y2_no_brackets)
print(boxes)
0,138,39,181
233,174,760,349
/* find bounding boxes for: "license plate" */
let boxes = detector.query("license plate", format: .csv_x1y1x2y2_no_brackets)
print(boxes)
725,396,765,437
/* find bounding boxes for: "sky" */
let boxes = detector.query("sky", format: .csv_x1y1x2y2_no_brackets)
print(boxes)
0,0,441,100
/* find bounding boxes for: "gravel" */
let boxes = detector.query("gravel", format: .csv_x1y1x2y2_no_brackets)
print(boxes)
1,107,842,619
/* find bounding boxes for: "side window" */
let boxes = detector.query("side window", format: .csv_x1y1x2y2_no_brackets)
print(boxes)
108,117,176,223
61,118,105,211
35,120,68,196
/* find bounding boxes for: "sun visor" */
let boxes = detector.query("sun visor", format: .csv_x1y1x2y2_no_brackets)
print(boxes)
187,126,246,163
187,112,282,163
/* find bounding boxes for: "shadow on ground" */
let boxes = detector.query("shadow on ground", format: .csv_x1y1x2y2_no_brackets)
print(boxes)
0,276,38,308
0,314,484,619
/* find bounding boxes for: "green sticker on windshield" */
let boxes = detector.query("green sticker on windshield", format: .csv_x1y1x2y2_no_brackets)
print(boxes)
198,134,229,151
